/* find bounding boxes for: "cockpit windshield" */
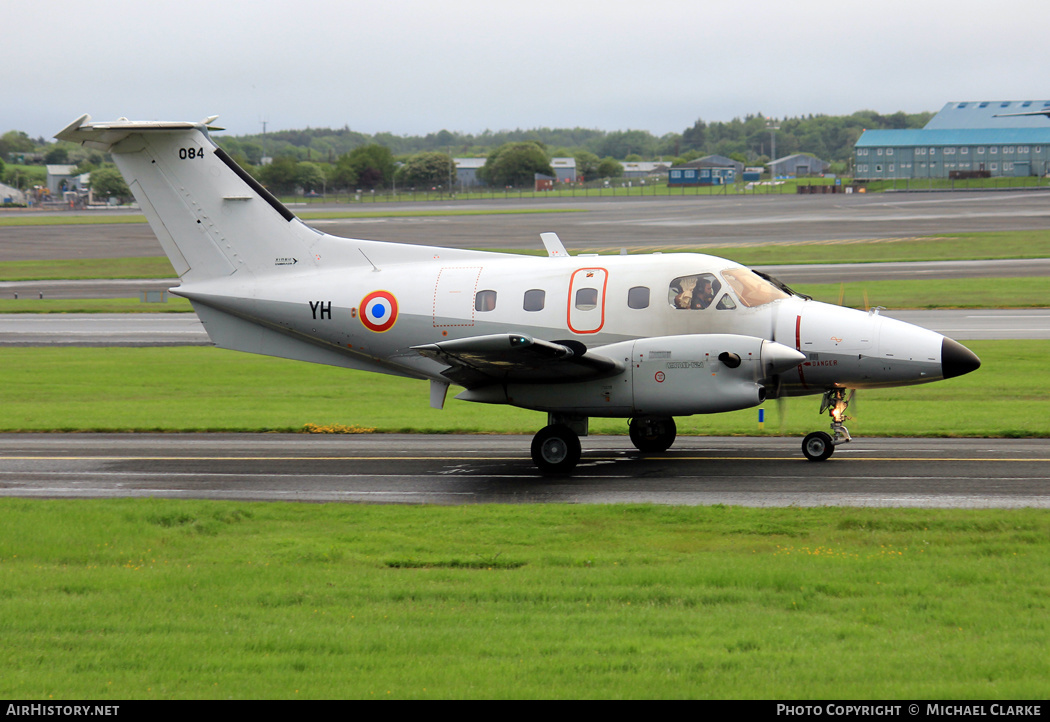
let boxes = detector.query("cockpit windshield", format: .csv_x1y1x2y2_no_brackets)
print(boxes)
719,267,791,308
668,273,722,309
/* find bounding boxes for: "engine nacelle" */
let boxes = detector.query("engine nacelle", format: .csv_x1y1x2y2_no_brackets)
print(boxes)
627,334,769,415
458,334,802,417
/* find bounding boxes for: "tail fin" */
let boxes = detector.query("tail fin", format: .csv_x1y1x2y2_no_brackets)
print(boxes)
56,114,318,283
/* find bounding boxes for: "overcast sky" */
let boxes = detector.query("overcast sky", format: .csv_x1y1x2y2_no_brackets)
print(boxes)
6,0,1050,141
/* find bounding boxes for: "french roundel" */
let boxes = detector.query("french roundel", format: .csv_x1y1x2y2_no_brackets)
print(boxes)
360,290,398,332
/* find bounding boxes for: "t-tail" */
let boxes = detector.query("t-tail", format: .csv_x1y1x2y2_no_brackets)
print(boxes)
55,114,322,284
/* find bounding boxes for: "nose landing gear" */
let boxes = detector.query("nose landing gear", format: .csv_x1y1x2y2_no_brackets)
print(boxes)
802,389,853,461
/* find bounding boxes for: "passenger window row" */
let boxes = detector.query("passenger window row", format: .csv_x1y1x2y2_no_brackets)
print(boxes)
472,267,788,314
474,287,654,312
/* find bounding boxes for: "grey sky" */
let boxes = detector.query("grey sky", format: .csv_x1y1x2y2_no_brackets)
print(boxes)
6,0,1050,141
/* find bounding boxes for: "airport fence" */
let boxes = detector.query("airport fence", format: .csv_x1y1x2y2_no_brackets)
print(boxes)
283,174,1050,206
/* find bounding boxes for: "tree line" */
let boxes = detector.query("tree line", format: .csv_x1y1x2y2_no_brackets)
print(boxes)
2,109,933,198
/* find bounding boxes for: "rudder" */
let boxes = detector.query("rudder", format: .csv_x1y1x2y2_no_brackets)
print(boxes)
56,115,316,283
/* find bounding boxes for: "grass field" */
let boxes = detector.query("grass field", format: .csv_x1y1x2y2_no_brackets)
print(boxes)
0,341,1043,437
1,500,1047,699
794,277,1050,309
0,297,193,314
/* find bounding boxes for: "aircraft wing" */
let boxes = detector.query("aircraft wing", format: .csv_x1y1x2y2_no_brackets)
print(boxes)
413,333,625,388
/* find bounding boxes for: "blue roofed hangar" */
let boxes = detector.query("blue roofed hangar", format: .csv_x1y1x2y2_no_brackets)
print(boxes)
854,101,1050,180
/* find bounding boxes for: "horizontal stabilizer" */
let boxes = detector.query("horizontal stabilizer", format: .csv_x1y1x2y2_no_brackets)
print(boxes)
55,114,225,151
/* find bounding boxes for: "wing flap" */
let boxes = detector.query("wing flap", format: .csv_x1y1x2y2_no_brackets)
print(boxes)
413,333,624,388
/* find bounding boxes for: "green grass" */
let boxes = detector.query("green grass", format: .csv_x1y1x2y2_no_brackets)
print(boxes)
0,500,1046,699
794,277,1050,309
0,213,150,227
0,257,177,281
0,297,193,314
0,341,1043,437
698,229,1050,266
297,208,585,220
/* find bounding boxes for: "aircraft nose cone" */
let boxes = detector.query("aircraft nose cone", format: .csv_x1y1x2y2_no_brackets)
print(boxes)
941,338,981,379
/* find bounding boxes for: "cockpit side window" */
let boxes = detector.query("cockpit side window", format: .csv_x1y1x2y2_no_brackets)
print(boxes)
668,273,722,310
719,268,790,308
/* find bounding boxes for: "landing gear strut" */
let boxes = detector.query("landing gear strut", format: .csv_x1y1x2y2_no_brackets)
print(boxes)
802,389,853,462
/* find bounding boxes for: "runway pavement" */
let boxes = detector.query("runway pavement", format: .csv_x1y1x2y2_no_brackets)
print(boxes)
1,434,1047,508
4,190,1050,259
1,307,1045,345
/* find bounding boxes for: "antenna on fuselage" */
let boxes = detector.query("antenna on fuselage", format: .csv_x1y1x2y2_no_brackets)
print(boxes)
359,248,381,272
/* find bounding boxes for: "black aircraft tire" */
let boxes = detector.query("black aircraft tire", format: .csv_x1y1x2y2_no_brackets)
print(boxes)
802,431,835,461
531,425,582,474
629,417,677,453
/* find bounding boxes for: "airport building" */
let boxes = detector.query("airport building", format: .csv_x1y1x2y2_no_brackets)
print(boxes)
453,157,486,187
454,157,577,187
668,156,740,186
768,153,829,178
854,101,1050,180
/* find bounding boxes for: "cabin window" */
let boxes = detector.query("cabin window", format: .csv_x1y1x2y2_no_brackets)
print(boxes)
719,268,790,308
523,289,545,312
475,290,497,312
575,288,598,311
668,273,721,310
627,286,650,309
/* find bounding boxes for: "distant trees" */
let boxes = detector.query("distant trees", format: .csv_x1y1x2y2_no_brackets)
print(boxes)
88,164,130,201
591,130,657,160
398,151,455,189
596,157,623,179
44,147,69,164
332,144,396,190
258,155,300,194
296,162,326,194
0,106,940,199
573,150,601,181
479,142,554,187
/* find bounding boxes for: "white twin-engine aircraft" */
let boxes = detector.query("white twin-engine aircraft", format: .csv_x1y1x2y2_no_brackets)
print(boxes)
57,115,981,472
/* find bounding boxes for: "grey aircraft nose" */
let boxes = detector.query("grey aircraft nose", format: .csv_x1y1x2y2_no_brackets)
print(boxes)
941,338,981,380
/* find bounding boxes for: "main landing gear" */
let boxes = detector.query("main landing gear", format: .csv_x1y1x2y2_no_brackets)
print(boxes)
628,417,677,453
802,388,853,462
530,415,680,473
531,424,582,473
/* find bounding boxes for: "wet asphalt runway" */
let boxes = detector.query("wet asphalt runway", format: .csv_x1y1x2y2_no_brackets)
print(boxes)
2,434,1048,508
